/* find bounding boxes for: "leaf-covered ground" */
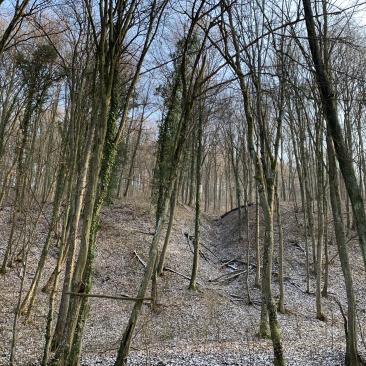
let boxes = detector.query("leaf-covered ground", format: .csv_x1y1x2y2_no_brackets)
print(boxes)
0,200,365,365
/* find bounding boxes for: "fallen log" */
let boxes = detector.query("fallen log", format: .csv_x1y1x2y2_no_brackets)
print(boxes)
220,203,254,219
66,292,151,302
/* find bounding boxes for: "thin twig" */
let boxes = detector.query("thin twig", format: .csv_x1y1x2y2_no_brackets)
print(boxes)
133,250,147,267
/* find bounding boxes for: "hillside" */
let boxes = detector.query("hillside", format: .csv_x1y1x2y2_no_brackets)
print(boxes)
1,200,365,365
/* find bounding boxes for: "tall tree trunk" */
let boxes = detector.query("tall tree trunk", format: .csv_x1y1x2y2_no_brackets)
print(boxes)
51,126,93,351
259,186,285,366
1,84,35,273
276,189,285,314
315,119,325,321
114,195,171,366
157,181,178,276
303,0,366,271
124,111,145,197
189,102,203,291
52,90,110,365
255,187,261,288
327,132,359,366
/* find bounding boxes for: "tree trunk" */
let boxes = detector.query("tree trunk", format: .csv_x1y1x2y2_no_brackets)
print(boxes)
327,132,359,366
315,119,325,321
303,0,366,271
157,181,178,276
255,187,261,288
189,102,203,291
276,189,285,314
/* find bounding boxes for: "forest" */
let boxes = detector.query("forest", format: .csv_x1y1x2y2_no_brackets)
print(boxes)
1,0,366,365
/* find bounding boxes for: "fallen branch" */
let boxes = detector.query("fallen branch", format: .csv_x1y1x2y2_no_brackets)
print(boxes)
132,230,155,236
229,293,246,300
183,230,219,262
200,241,220,260
221,258,255,270
220,259,236,268
209,269,245,283
327,253,339,266
227,263,238,271
330,296,347,326
134,249,202,285
183,231,208,261
290,241,305,253
133,250,147,267
164,266,203,286
66,292,151,302
284,278,308,294
230,293,261,305
220,203,254,219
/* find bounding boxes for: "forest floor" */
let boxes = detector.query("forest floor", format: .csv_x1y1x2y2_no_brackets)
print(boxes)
1,200,366,365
